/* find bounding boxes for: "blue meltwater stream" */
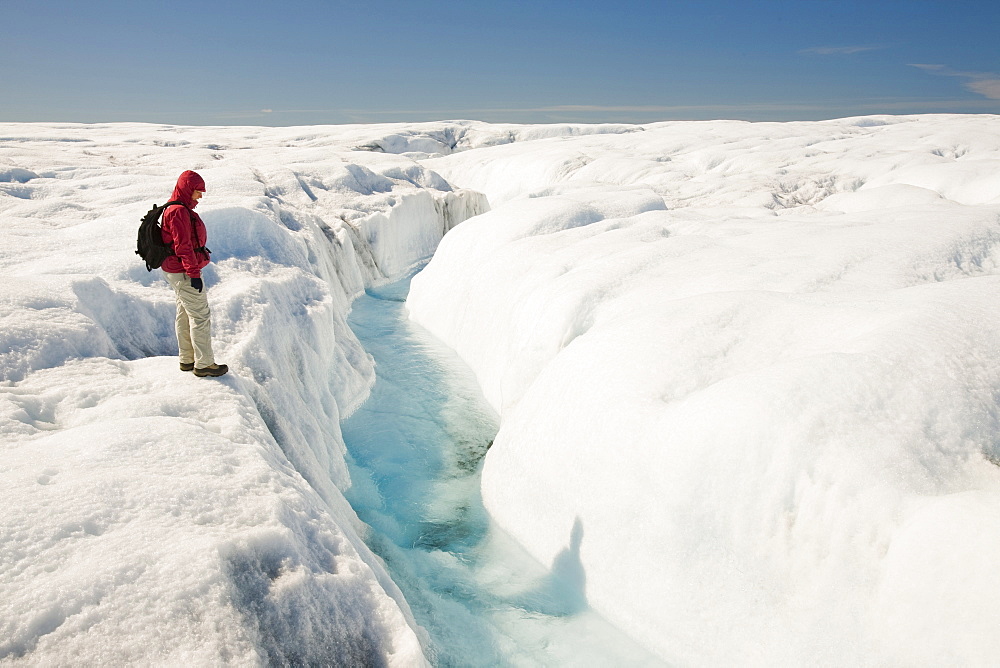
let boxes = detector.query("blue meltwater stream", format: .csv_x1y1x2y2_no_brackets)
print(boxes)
341,269,662,667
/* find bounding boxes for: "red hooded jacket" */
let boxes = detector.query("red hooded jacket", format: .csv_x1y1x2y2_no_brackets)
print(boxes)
161,170,210,278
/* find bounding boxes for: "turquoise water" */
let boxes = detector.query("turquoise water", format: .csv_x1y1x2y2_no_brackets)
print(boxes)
341,270,663,667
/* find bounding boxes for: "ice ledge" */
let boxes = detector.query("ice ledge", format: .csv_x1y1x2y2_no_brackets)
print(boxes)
0,122,488,667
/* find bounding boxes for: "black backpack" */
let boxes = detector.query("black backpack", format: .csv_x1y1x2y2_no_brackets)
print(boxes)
135,200,187,271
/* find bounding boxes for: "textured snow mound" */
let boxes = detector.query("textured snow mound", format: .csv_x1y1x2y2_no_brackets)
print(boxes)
0,122,489,666
408,115,1000,666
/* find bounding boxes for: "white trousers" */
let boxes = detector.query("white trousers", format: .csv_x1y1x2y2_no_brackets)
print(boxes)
165,271,215,368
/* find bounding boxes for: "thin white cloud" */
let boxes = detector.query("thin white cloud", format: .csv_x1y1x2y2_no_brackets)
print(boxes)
216,97,1000,125
800,45,886,55
967,80,1000,100
541,103,830,113
337,99,1000,117
911,63,1000,100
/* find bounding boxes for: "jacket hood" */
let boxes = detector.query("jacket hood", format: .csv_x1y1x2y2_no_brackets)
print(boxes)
170,170,206,209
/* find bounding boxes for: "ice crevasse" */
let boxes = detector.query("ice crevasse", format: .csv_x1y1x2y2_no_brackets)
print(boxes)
0,121,497,666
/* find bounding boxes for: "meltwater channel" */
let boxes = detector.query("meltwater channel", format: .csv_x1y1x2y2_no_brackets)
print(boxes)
341,268,662,667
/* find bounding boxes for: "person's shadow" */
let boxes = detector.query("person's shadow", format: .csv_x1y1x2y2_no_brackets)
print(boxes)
514,518,588,616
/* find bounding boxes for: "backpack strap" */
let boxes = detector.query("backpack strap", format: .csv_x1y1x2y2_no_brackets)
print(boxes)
165,200,210,258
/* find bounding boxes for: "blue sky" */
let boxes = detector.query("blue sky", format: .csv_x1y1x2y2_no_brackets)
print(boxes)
2,0,999,125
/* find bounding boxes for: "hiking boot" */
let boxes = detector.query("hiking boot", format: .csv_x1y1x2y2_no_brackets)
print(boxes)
180,362,195,372
193,364,228,378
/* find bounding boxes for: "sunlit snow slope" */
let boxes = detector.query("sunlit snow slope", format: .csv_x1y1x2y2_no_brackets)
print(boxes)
4,115,1000,666
408,115,1000,666
0,120,625,665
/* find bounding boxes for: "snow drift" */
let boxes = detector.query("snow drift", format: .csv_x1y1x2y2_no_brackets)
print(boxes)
408,115,1000,666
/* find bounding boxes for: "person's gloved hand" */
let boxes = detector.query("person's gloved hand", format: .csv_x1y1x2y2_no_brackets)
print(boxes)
190,277,203,292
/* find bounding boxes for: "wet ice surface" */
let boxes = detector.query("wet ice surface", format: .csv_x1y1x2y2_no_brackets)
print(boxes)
342,270,663,667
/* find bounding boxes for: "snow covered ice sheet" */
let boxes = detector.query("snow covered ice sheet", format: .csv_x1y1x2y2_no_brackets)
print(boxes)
2,115,1000,666
409,115,1000,666
0,121,507,665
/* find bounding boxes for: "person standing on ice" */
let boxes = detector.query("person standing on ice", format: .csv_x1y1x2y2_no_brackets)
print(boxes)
161,170,228,377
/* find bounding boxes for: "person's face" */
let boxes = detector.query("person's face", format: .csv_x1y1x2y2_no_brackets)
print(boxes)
192,189,204,201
